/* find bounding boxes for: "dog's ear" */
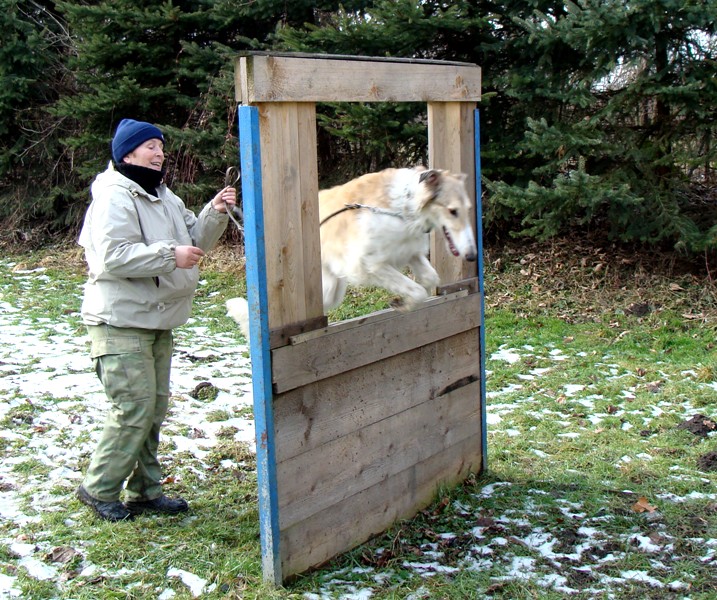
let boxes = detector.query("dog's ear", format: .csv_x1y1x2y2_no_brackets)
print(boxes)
418,169,441,208
419,169,441,188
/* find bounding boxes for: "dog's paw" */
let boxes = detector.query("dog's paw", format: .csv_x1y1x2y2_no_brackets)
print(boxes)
390,297,410,311
416,271,441,292
226,297,251,343
391,288,429,312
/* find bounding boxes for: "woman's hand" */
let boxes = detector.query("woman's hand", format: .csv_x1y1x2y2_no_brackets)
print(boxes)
174,245,205,269
211,186,237,214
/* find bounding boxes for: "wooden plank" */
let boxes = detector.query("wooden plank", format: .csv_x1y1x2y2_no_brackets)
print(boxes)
280,431,483,578
277,379,482,529
428,102,478,284
296,103,323,317
436,276,479,296
274,330,480,463
257,102,323,330
474,108,489,473
269,315,329,350
238,105,282,584
272,292,482,393
286,289,469,346
238,54,481,104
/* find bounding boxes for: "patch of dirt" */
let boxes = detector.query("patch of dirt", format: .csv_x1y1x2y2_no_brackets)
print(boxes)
677,414,717,437
697,451,717,472
565,568,598,588
553,526,582,552
189,381,219,401
589,541,624,560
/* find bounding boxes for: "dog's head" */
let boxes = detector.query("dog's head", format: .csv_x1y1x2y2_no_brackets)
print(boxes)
417,169,477,262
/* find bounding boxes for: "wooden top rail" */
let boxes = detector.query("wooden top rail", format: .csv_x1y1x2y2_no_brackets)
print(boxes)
236,52,481,104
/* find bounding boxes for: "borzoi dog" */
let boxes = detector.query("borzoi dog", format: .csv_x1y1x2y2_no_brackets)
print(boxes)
319,166,477,310
226,166,477,339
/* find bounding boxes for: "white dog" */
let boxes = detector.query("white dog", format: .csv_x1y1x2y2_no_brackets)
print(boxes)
227,166,477,340
319,166,477,311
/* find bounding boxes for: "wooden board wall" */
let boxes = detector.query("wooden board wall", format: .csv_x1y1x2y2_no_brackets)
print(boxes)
272,294,483,577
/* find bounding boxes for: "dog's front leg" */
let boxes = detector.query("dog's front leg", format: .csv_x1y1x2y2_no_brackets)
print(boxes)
365,264,430,311
322,268,348,311
408,254,441,292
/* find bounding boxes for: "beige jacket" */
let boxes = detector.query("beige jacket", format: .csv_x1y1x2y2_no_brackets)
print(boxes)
79,163,228,330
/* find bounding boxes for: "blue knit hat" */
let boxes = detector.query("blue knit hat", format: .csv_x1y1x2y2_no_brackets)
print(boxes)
111,119,165,163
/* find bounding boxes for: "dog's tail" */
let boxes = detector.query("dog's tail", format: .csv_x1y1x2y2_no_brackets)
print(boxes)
226,297,251,343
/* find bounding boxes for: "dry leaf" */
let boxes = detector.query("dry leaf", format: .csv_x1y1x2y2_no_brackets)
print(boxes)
645,381,663,393
46,546,80,564
649,532,667,545
474,516,498,528
632,496,657,513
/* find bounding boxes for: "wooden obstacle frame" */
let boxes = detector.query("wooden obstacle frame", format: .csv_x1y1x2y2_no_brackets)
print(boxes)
234,52,486,585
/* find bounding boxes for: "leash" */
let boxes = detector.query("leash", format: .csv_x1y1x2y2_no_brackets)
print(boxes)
320,203,405,227
223,166,244,232
222,167,405,231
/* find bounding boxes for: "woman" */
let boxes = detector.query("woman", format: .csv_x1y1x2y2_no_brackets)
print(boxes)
76,118,237,521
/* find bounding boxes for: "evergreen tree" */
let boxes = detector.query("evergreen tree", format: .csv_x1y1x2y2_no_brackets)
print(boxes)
486,0,717,250
280,0,717,252
54,0,217,206
52,0,376,217
0,0,73,228
1,0,715,253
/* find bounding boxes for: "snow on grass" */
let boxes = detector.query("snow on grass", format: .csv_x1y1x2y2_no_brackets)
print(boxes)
0,261,255,597
300,323,717,597
1,259,716,599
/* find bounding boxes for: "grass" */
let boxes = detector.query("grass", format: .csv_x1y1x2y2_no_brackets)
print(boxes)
1,237,716,598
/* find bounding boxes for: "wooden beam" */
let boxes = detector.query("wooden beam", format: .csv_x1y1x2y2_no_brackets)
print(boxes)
238,54,481,104
285,289,469,346
238,105,282,585
256,102,323,331
428,101,478,284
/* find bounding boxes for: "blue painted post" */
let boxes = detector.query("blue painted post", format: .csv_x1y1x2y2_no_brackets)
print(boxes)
238,105,282,584
474,109,487,472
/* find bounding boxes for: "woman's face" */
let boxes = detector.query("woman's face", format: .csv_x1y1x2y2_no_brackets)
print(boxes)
123,138,165,170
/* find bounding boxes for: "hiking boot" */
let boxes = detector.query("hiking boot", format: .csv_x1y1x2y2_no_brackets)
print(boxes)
125,495,189,515
76,486,133,522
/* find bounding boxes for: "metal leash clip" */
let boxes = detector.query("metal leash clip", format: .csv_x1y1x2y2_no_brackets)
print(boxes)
223,166,244,231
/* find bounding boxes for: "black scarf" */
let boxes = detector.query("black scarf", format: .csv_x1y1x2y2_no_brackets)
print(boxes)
116,162,165,197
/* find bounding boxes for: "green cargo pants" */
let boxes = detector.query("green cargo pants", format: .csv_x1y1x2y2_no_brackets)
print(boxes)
82,324,173,503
